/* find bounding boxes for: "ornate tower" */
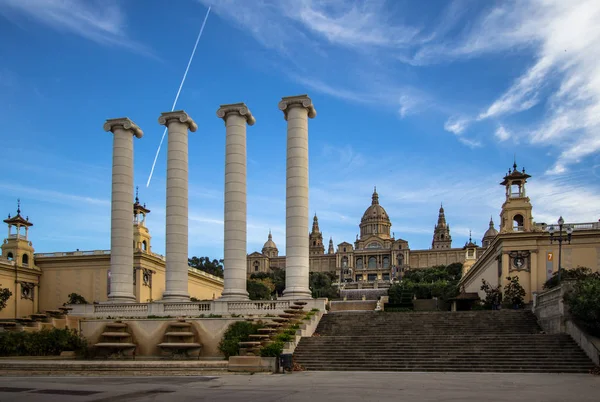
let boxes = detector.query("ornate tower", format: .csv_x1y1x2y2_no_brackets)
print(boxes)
462,231,478,275
359,187,391,239
432,203,452,249
328,237,334,254
261,230,279,258
133,187,152,252
499,161,533,233
309,214,325,255
482,216,498,248
1,200,35,268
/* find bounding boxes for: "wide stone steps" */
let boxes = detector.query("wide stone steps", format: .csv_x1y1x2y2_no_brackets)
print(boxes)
293,311,595,373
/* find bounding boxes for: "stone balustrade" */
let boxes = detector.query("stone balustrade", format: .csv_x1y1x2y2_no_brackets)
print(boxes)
68,299,327,318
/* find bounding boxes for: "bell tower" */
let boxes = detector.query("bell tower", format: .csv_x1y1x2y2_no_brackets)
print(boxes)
432,203,452,249
1,199,35,268
499,161,533,233
309,214,325,255
133,188,152,252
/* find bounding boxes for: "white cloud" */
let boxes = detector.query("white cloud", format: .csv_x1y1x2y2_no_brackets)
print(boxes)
444,117,469,135
495,125,511,142
0,0,152,56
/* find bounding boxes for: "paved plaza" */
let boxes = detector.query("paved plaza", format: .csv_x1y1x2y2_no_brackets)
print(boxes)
0,372,598,402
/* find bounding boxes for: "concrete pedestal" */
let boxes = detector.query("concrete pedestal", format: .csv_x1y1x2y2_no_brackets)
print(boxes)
278,95,317,299
103,118,143,303
216,103,255,300
158,111,197,301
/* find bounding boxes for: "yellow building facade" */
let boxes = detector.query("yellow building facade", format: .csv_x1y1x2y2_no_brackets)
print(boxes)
459,163,600,302
0,198,223,320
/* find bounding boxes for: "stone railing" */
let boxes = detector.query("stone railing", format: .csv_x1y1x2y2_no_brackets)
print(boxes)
35,250,111,258
68,298,327,319
533,283,600,365
226,301,290,313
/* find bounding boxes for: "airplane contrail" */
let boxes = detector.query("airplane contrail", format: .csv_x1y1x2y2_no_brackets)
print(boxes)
146,6,211,188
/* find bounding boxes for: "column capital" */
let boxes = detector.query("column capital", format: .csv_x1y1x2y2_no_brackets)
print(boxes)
158,110,198,132
216,103,256,126
103,117,143,138
278,94,317,120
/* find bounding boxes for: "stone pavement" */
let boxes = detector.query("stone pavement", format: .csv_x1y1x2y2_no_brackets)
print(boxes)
0,372,598,402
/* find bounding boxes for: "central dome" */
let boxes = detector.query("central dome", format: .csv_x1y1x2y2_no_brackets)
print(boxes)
360,188,392,239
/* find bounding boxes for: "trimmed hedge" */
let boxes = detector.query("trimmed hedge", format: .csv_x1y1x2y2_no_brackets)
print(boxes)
0,328,87,357
218,321,263,358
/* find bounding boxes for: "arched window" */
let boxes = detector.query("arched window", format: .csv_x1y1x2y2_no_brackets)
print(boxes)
397,254,404,266
356,258,363,269
142,241,148,251
342,257,348,268
383,257,389,269
22,254,29,265
253,261,259,272
7,252,13,261
513,214,524,231
368,257,376,269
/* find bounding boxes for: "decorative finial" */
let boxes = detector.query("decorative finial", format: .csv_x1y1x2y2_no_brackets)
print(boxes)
268,229,272,240
17,198,21,215
513,154,517,171
469,230,472,243
135,186,139,204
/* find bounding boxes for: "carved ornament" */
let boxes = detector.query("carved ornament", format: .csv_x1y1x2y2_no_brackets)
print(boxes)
216,103,256,126
278,94,317,121
103,117,144,138
158,110,198,132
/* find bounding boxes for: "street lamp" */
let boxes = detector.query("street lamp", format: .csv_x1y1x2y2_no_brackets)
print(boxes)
548,216,573,283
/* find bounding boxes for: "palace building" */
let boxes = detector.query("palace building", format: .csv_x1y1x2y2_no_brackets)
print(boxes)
247,187,488,284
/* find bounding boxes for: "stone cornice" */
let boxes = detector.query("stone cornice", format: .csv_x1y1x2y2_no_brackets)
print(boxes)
278,94,317,120
216,103,255,126
103,117,143,138
158,110,198,132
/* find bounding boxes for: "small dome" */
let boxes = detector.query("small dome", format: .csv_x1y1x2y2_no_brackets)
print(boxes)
263,231,277,250
483,217,498,239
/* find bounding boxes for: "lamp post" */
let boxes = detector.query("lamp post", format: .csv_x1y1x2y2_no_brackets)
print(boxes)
548,216,573,283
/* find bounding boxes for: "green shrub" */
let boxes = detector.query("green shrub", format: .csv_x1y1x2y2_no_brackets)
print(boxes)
274,332,293,342
480,279,502,309
260,341,284,357
65,293,88,305
0,328,87,357
564,276,600,337
247,279,272,300
543,266,599,290
218,321,263,358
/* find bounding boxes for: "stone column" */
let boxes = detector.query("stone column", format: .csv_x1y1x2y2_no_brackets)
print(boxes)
278,95,317,299
217,103,255,300
158,111,197,301
103,118,143,303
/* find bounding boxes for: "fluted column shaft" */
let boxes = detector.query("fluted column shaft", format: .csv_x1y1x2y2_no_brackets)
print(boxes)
217,103,255,300
279,95,317,299
159,111,197,301
103,118,143,303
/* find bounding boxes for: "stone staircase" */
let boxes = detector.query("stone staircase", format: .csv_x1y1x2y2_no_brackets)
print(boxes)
293,310,596,373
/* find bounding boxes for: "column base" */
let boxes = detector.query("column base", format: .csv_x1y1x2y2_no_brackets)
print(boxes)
280,288,312,300
219,290,250,301
161,291,190,302
107,293,137,303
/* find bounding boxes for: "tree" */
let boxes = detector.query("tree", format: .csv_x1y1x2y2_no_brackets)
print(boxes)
543,266,598,290
0,285,12,311
188,256,224,278
247,279,272,300
503,276,526,309
480,279,502,309
564,275,600,337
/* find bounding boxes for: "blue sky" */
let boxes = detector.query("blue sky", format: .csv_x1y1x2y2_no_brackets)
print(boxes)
1,0,599,260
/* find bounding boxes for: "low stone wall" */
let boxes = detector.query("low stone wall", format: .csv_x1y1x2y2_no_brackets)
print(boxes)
330,300,377,312
533,283,600,366
413,299,439,311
